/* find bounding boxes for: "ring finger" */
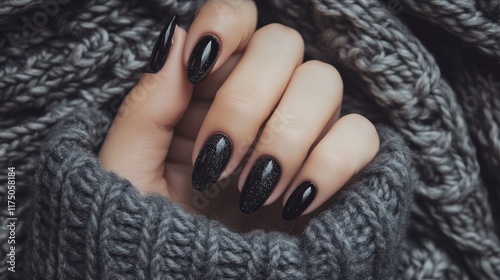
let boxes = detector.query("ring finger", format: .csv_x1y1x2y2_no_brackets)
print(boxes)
282,114,380,220
238,60,343,213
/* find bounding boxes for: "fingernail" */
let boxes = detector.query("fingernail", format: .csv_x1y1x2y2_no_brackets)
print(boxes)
192,133,232,191
146,14,179,73
187,35,220,84
282,181,317,220
239,155,281,214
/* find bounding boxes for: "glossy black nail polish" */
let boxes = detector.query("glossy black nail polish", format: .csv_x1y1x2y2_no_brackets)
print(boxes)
187,35,220,84
145,14,179,73
239,156,281,214
192,133,232,191
282,181,317,220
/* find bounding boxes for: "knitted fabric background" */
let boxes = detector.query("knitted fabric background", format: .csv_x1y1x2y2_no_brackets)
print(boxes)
0,0,499,279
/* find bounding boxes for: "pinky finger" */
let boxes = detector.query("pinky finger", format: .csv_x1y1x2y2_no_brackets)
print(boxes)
281,114,380,220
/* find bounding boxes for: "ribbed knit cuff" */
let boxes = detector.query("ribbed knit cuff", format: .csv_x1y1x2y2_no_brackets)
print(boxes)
28,108,413,280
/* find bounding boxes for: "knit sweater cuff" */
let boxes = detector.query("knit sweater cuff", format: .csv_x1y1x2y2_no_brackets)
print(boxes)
28,108,413,279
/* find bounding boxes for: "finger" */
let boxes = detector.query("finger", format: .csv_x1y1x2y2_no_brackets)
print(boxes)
190,24,304,192
238,61,343,214
163,55,243,171
184,0,257,84
173,54,243,141
282,114,380,220
98,20,192,194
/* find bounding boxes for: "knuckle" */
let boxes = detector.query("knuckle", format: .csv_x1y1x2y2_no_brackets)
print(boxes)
273,115,308,145
225,96,254,115
260,108,311,150
314,145,352,174
257,23,304,54
343,114,379,147
299,60,343,92
206,0,245,21
303,60,342,83
219,83,259,115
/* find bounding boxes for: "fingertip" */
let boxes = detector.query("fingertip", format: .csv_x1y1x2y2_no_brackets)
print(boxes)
186,34,222,84
282,180,318,220
183,0,257,84
153,24,188,78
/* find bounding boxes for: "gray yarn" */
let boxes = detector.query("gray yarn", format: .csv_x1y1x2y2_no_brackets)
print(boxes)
400,0,500,58
28,108,412,279
0,0,499,278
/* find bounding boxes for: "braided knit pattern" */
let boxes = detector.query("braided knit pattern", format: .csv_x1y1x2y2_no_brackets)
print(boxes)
399,0,500,58
260,0,500,278
0,0,499,278
0,0,41,19
27,109,412,279
0,0,199,277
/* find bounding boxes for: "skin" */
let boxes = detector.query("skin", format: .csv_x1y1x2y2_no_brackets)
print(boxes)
98,0,380,233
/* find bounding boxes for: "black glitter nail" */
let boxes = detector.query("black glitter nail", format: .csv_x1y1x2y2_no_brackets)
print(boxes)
239,155,281,214
192,133,232,191
282,181,317,220
187,35,220,84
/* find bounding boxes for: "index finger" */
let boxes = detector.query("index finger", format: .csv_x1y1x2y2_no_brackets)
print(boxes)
184,0,258,84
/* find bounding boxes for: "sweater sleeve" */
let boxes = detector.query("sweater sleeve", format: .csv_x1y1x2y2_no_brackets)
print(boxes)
27,108,413,280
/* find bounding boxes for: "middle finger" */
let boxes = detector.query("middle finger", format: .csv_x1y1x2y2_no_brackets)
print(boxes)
191,23,304,191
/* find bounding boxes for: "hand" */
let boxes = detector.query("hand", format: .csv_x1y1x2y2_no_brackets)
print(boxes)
98,0,379,232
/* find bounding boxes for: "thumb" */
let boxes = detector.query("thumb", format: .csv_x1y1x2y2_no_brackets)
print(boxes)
99,16,192,194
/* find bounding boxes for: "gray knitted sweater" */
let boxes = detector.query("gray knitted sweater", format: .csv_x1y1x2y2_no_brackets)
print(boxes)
1,0,500,279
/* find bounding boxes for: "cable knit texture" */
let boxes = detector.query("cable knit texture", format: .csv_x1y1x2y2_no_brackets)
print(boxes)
28,109,411,279
0,0,499,279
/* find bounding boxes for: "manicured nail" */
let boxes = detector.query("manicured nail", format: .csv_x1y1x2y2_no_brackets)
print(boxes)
145,14,179,73
187,35,220,84
192,133,232,191
282,181,317,220
239,155,281,214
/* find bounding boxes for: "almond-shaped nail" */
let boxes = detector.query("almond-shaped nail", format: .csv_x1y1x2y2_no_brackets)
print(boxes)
145,14,179,73
282,181,317,220
239,155,281,214
187,35,220,84
192,133,232,191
